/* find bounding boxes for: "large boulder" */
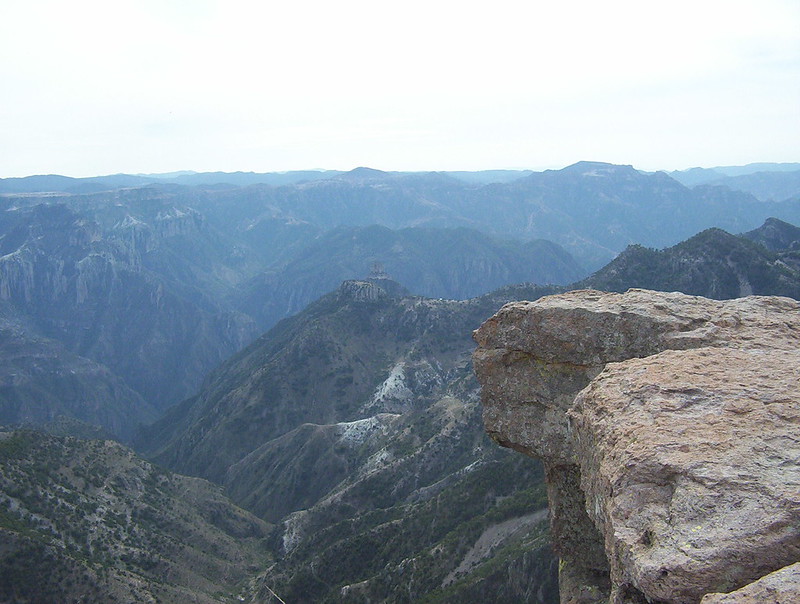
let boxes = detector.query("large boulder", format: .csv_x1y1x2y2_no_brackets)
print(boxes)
473,289,800,603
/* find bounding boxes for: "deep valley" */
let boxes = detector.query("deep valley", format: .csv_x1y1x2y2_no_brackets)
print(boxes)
1,162,799,602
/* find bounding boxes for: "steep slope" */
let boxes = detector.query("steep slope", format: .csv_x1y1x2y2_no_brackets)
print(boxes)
142,278,529,480
138,279,563,602
0,317,156,442
580,226,800,300
742,216,800,251
238,224,584,329
0,429,270,603
0,203,256,410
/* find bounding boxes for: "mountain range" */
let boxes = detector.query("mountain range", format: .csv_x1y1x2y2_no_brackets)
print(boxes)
669,162,800,200
4,161,798,195
5,161,800,270
1,162,800,601
581,218,800,299
134,217,800,601
0,168,540,193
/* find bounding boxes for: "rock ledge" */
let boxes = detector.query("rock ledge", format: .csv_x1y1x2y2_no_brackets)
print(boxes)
473,289,800,603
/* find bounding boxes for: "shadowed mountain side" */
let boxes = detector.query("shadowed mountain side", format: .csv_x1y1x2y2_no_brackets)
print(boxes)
237,225,585,330
579,226,800,300
0,203,257,409
139,279,560,482
0,318,157,442
742,216,800,251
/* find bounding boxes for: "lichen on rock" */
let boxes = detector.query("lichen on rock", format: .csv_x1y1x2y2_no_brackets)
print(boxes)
473,288,800,603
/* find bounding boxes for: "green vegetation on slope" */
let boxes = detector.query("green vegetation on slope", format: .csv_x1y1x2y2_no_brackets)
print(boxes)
137,280,563,602
581,226,800,300
0,429,271,603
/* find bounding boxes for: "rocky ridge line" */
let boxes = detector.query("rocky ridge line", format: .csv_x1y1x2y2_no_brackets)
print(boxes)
472,288,800,603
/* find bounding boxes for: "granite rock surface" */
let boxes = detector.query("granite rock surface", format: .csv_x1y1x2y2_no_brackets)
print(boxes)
473,289,800,603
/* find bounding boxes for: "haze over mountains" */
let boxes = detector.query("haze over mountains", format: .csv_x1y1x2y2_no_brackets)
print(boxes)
669,163,800,199
4,161,798,197
2,161,798,430
4,162,800,270
581,219,800,300
1,160,800,602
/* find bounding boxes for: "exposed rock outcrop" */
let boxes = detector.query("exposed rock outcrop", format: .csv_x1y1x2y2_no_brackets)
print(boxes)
700,562,800,603
473,289,800,603
0,203,257,411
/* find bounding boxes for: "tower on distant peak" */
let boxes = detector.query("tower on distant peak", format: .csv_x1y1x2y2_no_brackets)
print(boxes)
369,262,389,279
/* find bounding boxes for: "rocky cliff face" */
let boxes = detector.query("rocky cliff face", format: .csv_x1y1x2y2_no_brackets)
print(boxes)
0,203,257,412
473,289,800,603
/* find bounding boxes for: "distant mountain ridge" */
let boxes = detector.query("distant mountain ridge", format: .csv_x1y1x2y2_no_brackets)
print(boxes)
670,163,800,201
0,168,534,192
4,161,797,192
670,161,800,181
5,161,800,270
582,218,800,299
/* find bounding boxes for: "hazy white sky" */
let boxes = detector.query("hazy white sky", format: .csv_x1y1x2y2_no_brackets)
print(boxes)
1,0,798,177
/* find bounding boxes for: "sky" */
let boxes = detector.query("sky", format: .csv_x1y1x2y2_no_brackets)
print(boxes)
1,0,798,177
